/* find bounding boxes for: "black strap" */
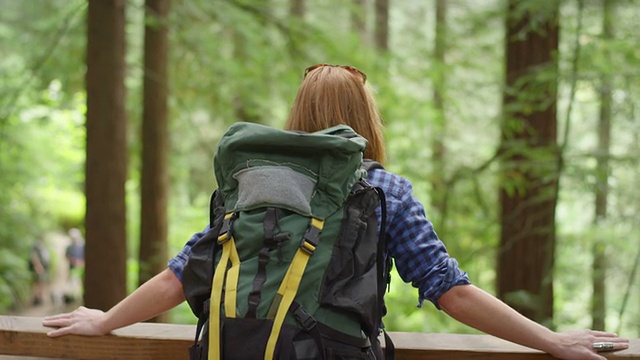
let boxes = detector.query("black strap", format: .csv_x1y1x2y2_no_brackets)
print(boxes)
193,298,210,344
361,159,384,172
373,186,395,360
317,322,371,349
382,330,394,360
290,302,326,360
246,246,270,319
247,208,278,318
208,190,225,227
247,208,292,318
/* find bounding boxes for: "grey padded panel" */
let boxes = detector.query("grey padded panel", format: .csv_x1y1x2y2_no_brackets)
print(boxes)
234,166,316,215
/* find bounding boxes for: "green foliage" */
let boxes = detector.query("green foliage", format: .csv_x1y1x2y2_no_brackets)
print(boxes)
0,85,85,310
0,248,31,310
0,0,86,311
0,0,639,339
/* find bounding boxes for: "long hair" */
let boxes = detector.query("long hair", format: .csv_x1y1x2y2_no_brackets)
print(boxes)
284,65,386,164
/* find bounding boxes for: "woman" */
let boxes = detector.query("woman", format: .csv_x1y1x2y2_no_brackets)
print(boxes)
43,64,629,360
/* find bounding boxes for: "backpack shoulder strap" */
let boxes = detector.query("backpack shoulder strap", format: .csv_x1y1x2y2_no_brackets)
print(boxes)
360,159,395,358
361,159,384,172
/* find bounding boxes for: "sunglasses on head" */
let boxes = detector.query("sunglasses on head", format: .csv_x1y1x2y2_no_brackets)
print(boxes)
304,64,367,84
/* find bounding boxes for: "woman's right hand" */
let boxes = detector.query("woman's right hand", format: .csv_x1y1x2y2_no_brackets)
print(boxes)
42,269,186,338
43,306,108,337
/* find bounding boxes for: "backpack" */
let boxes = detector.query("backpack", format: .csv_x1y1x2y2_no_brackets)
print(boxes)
182,122,394,360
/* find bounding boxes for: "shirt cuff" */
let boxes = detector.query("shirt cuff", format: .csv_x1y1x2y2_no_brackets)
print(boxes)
419,258,471,310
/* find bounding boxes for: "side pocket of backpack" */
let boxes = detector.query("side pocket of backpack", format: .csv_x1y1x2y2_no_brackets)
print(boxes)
182,190,226,318
318,186,380,334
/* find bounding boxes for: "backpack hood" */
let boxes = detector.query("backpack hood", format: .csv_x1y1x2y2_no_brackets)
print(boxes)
213,122,367,219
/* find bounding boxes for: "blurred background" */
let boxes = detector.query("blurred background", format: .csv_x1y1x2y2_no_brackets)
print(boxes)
0,0,639,337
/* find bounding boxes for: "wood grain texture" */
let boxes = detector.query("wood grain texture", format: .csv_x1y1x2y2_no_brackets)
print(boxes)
1,316,638,359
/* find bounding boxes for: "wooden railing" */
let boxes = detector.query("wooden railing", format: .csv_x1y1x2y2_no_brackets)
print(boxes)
1,315,638,359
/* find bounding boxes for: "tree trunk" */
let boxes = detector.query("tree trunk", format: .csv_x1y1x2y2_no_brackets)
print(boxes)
231,0,266,124
290,0,304,17
430,0,447,223
84,0,128,311
498,0,560,325
592,0,614,331
374,0,388,52
351,0,367,42
139,0,170,323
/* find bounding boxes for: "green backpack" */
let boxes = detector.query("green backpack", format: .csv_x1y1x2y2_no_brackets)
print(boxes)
182,122,393,360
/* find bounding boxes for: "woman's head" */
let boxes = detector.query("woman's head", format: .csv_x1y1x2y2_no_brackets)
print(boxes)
285,64,386,164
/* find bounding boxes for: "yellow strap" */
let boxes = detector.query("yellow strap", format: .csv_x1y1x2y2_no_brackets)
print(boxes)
264,218,324,360
224,237,241,318
309,217,324,231
208,237,230,360
208,212,235,360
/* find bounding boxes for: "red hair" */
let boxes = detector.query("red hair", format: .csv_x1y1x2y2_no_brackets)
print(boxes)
284,65,386,164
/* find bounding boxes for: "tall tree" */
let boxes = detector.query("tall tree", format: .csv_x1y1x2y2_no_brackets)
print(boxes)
592,0,614,331
139,0,170,323
351,0,367,42
231,0,267,124
374,0,388,52
84,0,128,310
430,0,448,222
290,0,304,17
498,0,560,324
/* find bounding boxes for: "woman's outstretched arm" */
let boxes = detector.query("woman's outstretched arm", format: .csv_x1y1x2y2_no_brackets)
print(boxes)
438,284,629,360
43,268,185,337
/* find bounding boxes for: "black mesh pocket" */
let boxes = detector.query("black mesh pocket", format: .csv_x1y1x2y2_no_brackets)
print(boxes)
319,190,380,334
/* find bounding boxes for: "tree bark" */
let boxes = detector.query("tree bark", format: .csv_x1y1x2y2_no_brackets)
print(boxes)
290,0,304,17
498,0,560,324
231,0,265,123
430,0,447,222
84,0,128,311
139,0,170,323
374,0,388,52
592,0,614,331
351,0,367,42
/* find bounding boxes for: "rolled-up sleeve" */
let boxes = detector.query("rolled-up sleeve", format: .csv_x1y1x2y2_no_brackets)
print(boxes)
369,170,471,309
168,225,209,282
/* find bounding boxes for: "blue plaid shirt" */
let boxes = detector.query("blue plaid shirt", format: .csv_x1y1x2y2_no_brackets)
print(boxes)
169,168,470,309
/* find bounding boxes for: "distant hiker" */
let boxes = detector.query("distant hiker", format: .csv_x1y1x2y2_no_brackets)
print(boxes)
29,239,51,306
65,228,85,273
64,228,85,304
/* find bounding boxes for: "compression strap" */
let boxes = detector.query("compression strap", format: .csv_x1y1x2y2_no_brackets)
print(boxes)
208,212,238,360
263,217,324,360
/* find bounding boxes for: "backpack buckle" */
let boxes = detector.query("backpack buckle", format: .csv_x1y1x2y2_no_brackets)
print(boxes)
300,218,323,255
300,239,317,255
217,232,230,244
217,212,236,244
291,302,317,331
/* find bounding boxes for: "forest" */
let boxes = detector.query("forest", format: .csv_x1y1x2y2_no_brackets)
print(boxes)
0,0,639,338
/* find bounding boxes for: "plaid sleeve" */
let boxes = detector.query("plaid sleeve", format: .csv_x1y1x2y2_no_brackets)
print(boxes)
167,225,209,282
368,169,471,309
